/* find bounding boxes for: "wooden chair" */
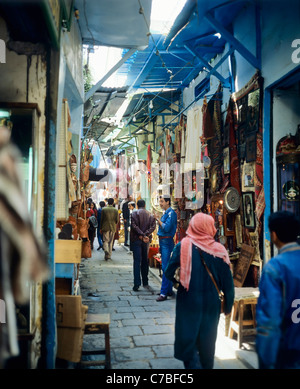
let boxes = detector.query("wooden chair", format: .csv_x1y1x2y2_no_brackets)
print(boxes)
80,313,111,369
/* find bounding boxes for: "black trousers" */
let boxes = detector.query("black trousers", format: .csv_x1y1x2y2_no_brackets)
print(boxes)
132,240,149,287
88,227,95,248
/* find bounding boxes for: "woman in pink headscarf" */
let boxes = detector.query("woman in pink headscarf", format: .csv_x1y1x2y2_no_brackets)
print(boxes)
165,212,234,369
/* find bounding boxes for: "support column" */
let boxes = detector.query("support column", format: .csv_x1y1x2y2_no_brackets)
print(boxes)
41,47,60,369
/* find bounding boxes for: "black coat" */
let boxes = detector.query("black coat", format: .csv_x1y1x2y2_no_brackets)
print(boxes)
165,242,234,362
122,201,130,220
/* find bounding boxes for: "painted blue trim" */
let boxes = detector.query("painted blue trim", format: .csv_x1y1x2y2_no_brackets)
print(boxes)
129,47,160,90
263,88,272,248
255,0,262,70
205,12,260,70
43,119,57,369
55,263,75,278
262,65,300,258
265,64,300,90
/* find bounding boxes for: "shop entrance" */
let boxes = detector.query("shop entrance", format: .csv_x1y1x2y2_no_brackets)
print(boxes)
263,68,300,258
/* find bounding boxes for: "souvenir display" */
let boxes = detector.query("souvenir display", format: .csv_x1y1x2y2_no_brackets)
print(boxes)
276,133,300,216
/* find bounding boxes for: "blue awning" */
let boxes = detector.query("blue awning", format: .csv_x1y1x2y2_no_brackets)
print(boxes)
117,0,252,91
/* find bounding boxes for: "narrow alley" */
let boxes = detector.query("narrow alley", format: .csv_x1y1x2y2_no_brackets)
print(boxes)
0,0,300,372
78,242,256,370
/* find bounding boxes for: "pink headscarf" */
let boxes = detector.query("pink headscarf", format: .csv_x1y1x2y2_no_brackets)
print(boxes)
180,212,230,291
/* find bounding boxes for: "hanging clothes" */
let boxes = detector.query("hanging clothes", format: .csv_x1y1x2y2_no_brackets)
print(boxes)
184,105,203,172
202,97,215,140
208,86,223,194
174,114,184,154
158,141,166,165
90,142,101,169
227,99,241,194
147,144,152,185
180,123,186,173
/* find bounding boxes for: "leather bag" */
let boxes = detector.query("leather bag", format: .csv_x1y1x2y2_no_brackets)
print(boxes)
197,247,225,314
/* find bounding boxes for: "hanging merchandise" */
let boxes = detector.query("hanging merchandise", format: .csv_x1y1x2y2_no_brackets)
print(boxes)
184,104,202,172
147,144,151,184
81,144,94,199
226,99,241,194
242,162,255,192
68,154,81,207
202,96,215,140
180,121,186,173
158,141,166,165
208,86,223,194
224,187,241,213
89,141,101,169
57,99,71,220
276,132,300,215
233,72,265,232
235,214,243,249
174,114,184,154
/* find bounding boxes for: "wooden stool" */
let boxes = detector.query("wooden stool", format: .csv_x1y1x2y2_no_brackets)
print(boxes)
80,313,111,369
228,288,259,348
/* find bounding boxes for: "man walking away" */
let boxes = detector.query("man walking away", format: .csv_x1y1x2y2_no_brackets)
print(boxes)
256,211,300,369
130,199,156,291
122,196,132,247
99,198,119,261
128,201,136,251
97,200,106,250
153,195,177,301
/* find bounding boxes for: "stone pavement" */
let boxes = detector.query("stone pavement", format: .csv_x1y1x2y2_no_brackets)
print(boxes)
78,242,257,369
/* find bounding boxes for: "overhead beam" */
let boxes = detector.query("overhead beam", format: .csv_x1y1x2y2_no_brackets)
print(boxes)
127,50,160,92
204,12,260,70
184,44,230,87
84,48,136,103
141,88,181,108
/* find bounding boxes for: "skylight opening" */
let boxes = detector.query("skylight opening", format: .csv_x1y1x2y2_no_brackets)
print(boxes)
150,0,187,35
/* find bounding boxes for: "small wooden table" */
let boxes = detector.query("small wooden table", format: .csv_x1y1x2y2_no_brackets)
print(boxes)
228,287,260,348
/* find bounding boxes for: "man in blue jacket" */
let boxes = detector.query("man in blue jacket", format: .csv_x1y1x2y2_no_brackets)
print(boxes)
256,211,300,369
154,195,177,301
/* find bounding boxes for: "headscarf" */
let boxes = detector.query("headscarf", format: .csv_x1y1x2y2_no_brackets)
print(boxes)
180,212,230,291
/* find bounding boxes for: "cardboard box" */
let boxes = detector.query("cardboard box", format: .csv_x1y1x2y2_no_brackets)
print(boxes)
56,305,88,363
55,240,82,263
56,295,83,328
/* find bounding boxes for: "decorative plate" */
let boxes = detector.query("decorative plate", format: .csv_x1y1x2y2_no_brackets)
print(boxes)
224,187,240,213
